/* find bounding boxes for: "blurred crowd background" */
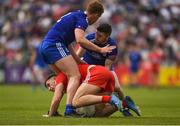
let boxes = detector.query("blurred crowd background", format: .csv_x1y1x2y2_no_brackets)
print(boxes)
0,0,179,86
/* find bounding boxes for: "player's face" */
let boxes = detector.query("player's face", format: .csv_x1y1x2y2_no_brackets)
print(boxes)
88,14,101,25
95,31,109,45
46,77,56,92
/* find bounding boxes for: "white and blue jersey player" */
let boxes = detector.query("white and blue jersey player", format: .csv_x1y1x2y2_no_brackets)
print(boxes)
39,1,115,117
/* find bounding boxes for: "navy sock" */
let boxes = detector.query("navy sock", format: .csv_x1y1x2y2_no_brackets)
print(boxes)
64,104,75,115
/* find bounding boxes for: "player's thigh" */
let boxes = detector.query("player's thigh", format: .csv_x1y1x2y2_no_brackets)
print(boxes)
55,55,79,77
73,83,101,100
49,64,61,74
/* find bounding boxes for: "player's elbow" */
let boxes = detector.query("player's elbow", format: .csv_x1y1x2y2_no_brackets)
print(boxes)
76,37,85,45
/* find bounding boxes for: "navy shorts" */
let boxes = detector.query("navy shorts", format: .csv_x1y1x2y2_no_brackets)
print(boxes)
39,40,70,64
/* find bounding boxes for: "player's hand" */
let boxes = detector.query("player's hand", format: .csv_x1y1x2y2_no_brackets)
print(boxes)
100,44,116,53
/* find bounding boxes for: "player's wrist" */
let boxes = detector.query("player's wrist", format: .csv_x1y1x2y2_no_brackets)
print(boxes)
99,48,104,53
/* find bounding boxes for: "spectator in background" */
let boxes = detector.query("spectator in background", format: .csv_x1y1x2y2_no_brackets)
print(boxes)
128,42,142,87
149,45,164,87
28,34,49,91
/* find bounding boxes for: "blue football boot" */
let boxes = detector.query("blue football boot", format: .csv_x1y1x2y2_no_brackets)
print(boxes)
124,96,141,116
121,108,133,117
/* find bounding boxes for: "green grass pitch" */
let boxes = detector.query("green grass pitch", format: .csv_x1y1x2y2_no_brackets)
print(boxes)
0,84,180,125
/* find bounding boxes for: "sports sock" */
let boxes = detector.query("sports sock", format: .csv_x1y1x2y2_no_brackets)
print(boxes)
64,104,75,115
122,99,126,109
102,96,111,103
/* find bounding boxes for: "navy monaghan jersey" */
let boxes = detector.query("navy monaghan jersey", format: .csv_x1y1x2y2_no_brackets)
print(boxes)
44,10,88,46
82,33,118,66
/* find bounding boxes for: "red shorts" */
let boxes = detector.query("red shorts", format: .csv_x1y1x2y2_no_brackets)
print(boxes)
83,65,115,93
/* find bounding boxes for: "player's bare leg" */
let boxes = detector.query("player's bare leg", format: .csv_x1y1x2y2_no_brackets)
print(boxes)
73,83,101,107
73,83,121,110
51,55,81,116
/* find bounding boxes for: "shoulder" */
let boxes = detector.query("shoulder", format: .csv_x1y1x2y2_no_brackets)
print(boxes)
74,10,87,19
108,38,117,45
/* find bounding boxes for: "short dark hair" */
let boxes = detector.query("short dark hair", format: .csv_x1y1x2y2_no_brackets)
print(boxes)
87,0,104,15
97,23,112,35
44,73,56,88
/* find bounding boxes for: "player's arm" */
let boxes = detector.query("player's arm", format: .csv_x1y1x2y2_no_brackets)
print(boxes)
75,29,116,53
68,44,86,64
105,55,124,100
76,46,86,58
48,84,64,117
105,56,116,70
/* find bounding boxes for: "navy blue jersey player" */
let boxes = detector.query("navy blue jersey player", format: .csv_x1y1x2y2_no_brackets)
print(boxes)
39,1,116,117
77,23,117,69
82,33,117,66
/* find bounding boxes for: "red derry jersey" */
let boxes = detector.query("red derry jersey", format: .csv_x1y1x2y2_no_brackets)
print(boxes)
55,64,115,92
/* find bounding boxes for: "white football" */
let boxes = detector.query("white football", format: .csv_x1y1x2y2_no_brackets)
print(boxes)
76,105,95,117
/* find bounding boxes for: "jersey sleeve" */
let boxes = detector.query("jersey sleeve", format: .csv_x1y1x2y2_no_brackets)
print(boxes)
75,15,88,31
107,39,118,57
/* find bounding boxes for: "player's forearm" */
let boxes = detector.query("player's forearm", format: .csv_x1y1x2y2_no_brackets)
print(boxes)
75,29,101,52
78,38,101,52
49,88,63,117
49,99,60,116
105,60,113,70
76,47,86,58
111,71,124,100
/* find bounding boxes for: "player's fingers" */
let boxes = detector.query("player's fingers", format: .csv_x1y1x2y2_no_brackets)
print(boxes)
109,45,116,50
106,46,116,52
